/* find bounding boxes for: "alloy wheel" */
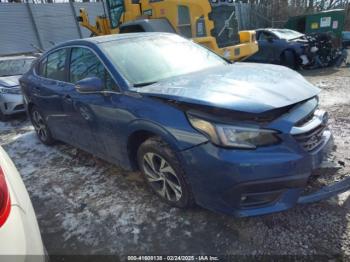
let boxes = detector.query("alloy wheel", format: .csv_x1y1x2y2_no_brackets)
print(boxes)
32,110,48,141
142,152,183,202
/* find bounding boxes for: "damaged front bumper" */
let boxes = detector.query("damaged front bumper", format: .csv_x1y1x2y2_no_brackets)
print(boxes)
298,176,350,204
180,122,350,217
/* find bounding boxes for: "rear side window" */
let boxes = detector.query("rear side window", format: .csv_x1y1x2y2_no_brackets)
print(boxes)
69,47,116,90
37,58,47,77
45,49,67,81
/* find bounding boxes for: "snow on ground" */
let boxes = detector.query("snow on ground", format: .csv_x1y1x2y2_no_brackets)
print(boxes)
0,67,350,258
0,118,250,256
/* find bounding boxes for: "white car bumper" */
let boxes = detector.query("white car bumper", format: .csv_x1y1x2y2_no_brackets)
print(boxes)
0,94,25,116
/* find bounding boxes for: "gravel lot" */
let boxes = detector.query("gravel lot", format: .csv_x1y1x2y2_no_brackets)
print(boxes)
0,66,350,259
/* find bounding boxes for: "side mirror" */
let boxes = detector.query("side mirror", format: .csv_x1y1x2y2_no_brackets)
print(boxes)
75,77,103,93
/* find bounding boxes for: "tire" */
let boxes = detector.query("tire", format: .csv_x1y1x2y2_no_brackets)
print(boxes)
30,106,55,145
281,50,297,70
137,137,195,208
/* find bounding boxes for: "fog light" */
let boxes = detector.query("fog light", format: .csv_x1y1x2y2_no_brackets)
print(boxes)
240,190,283,208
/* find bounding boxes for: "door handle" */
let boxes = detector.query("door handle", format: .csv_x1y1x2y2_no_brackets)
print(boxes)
63,94,73,103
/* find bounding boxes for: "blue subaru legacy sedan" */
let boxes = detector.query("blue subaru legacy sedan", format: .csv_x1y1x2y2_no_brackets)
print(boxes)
19,33,350,217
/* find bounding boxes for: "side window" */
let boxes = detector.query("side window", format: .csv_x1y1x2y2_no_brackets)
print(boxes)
260,32,278,41
37,58,47,77
259,32,269,41
177,5,192,38
46,49,67,81
69,47,116,91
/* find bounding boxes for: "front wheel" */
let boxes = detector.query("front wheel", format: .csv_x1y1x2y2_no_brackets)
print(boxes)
30,106,55,145
137,137,195,208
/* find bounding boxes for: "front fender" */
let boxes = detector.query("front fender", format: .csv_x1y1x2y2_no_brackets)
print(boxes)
127,119,181,151
286,42,304,55
127,119,208,152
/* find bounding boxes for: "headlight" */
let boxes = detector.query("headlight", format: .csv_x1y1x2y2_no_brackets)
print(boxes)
0,86,21,95
188,115,280,149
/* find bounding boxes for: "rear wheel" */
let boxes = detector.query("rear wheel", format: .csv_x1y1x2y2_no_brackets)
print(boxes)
30,106,55,145
281,50,297,69
137,137,195,208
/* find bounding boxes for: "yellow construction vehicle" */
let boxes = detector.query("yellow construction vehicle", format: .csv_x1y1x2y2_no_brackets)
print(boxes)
78,0,258,61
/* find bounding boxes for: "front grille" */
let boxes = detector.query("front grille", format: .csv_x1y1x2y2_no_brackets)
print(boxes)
208,3,240,48
293,124,326,152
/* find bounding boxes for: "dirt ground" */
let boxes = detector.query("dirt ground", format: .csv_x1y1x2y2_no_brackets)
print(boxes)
0,66,350,259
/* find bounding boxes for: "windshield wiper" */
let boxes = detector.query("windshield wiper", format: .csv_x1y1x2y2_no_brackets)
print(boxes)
133,81,157,88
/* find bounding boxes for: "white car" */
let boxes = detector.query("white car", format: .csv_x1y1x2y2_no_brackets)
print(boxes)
0,56,36,121
0,146,45,261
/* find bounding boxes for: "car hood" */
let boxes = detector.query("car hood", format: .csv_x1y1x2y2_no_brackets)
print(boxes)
136,63,320,114
0,75,21,88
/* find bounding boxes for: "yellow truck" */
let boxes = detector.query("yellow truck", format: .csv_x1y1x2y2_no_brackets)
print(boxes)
78,0,258,61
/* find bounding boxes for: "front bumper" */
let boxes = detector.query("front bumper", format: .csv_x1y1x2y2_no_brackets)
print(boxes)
180,129,345,217
0,93,25,115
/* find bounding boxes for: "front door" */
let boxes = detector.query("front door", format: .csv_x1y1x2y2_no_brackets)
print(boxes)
64,47,123,159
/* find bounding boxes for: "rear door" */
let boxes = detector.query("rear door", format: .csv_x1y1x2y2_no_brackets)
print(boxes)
32,48,72,140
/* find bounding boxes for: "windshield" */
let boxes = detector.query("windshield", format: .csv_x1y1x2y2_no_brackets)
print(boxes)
270,29,304,40
101,35,228,86
0,58,35,77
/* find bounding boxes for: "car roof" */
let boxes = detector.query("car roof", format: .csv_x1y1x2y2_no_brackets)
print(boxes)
257,28,295,32
58,32,176,47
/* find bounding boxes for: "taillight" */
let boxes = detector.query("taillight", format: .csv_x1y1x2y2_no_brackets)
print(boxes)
0,167,11,227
